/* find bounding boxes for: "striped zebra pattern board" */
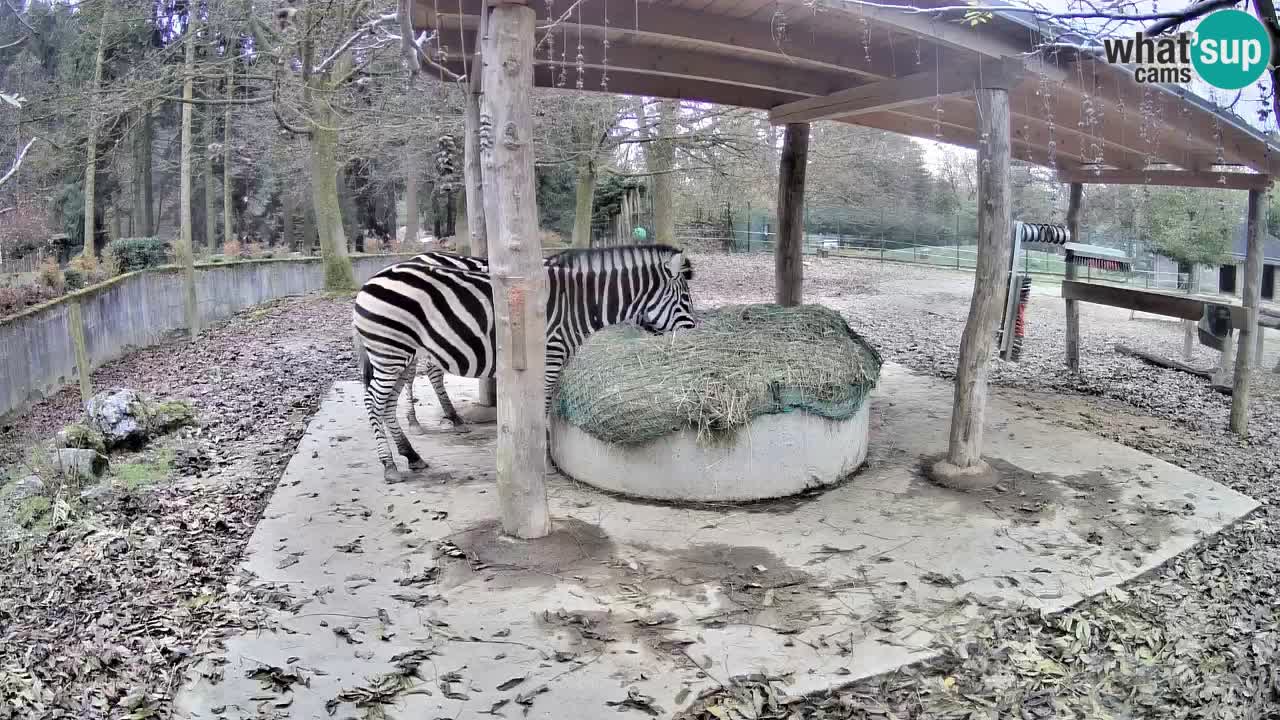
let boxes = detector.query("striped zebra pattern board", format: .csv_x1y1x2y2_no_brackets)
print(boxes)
353,245,697,481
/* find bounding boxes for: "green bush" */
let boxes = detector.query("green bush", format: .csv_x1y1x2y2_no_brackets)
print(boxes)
106,237,171,273
63,267,87,290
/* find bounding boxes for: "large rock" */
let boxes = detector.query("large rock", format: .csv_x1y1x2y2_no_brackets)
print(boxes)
11,475,45,499
85,389,150,449
48,448,108,480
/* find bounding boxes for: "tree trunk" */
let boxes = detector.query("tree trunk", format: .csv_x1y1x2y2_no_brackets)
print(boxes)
481,3,550,540
140,107,154,235
1230,189,1266,435
1064,182,1083,371
433,193,442,239
405,162,420,245
178,22,200,337
934,86,1012,489
571,154,596,248
204,103,218,254
223,60,235,246
775,122,809,306
282,192,295,250
464,48,496,406
308,81,356,290
650,100,677,246
82,11,108,257
446,190,456,238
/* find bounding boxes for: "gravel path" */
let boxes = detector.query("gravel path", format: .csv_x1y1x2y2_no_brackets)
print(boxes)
1,254,1278,719
684,252,1280,720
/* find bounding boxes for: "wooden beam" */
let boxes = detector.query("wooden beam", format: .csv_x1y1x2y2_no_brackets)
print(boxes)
1064,183,1083,372
775,122,809,306
465,7,495,408
480,2,550,539
428,0,899,80
1230,189,1265,435
1057,168,1272,191
443,31,850,99
851,108,1085,172
768,61,1020,125
1060,280,1249,326
933,85,1012,491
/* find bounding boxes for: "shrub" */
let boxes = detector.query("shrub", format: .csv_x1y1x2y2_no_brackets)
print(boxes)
106,237,171,273
222,239,242,258
0,284,58,316
37,260,65,294
65,254,101,290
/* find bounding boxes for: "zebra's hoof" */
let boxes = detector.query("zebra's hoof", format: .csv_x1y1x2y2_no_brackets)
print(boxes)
408,423,428,436
408,458,429,471
445,421,470,434
384,466,406,483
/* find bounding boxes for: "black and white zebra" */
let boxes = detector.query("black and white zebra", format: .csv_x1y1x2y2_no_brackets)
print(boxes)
353,244,696,481
395,249,570,431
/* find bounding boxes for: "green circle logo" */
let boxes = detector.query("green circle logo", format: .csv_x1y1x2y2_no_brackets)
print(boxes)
1191,10,1272,90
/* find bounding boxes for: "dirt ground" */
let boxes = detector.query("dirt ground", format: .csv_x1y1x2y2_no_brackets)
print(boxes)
1,253,1279,719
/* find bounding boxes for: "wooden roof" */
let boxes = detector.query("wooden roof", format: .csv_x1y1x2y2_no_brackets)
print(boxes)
414,0,1276,189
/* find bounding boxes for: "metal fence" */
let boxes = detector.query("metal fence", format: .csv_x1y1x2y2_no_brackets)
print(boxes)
678,228,1215,293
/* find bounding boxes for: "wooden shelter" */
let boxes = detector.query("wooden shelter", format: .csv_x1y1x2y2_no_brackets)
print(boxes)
412,0,1276,536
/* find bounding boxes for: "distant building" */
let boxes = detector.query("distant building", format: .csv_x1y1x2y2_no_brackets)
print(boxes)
1151,221,1279,301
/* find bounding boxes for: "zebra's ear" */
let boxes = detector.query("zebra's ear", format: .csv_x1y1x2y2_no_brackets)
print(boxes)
667,252,693,280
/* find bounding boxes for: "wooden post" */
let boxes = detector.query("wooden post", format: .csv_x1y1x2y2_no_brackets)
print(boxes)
1230,188,1266,434
1182,265,1198,360
931,85,1012,490
775,122,809,306
467,4,496,408
480,2,550,539
1063,182,1083,372
67,300,93,403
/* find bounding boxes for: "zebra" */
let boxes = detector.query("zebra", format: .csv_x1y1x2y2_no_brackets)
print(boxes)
394,250,570,432
353,244,696,482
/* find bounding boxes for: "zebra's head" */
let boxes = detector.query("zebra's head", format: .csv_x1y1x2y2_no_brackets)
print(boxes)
638,250,696,333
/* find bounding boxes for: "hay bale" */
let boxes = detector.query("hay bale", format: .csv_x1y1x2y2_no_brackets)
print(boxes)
553,303,882,445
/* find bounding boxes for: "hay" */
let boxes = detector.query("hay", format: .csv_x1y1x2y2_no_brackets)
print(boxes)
552,304,882,445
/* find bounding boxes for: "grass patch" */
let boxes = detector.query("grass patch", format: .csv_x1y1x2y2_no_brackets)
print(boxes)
14,496,52,528
112,448,174,491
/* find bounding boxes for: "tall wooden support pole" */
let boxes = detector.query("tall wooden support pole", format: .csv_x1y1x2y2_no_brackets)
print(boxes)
775,122,809,306
481,2,550,539
1063,182,1083,371
932,86,1012,490
1230,188,1266,434
468,4,497,408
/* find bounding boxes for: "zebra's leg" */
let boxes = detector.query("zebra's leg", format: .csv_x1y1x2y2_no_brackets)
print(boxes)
403,357,423,432
424,361,468,431
362,354,407,482
385,367,429,475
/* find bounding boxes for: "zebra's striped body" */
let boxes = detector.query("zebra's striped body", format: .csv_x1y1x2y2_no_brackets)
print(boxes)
397,251,491,430
354,245,696,481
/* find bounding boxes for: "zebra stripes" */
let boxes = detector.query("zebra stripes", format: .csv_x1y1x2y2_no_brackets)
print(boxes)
353,244,696,481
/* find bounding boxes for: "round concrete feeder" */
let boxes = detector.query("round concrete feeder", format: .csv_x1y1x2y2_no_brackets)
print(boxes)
550,404,871,503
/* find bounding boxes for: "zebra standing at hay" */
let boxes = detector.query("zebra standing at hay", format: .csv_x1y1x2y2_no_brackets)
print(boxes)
395,250,561,432
353,245,697,482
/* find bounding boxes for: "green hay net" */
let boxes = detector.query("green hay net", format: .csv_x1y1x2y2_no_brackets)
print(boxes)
552,304,883,445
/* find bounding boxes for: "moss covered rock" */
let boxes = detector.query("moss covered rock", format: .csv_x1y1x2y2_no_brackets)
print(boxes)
55,423,107,454
150,400,196,434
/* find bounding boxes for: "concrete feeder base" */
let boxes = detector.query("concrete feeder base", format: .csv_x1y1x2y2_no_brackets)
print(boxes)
549,405,871,502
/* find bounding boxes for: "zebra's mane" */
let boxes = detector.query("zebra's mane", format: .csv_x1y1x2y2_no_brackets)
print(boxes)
544,244,693,279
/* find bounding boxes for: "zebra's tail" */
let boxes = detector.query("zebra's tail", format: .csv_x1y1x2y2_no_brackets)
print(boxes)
353,327,374,389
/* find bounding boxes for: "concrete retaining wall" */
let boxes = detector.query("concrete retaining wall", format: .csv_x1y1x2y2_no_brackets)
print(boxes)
0,254,416,419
